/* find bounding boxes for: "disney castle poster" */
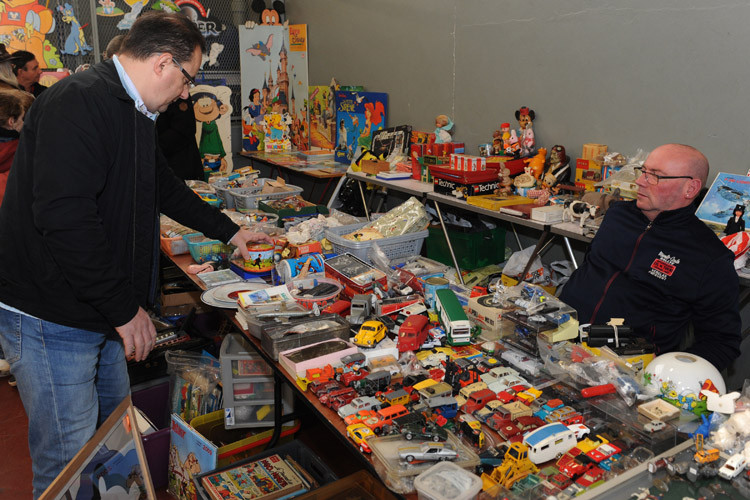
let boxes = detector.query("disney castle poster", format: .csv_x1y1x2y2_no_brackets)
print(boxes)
334,91,388,164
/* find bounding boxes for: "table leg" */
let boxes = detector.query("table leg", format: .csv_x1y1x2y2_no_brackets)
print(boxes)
433,200,465,285
317,177,334,205
563,236,578,270
357,180,370,221
519,227,551,282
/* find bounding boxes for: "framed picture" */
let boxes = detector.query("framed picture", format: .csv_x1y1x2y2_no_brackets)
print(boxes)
39,395,155,500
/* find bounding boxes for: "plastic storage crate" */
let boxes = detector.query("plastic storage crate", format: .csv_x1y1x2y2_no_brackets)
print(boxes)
160,234,189,256
426,223,506,270
230,178,304,212
324,221,429,264
182,233,235,264
220,334,294,429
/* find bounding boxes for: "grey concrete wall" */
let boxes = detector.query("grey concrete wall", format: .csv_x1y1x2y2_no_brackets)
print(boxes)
287,0,750,182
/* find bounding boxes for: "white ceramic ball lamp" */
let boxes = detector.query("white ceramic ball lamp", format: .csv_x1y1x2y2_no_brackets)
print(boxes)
642,352,725,398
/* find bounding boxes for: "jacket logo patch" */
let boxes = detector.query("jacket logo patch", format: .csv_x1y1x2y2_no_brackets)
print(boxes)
649,252,679,280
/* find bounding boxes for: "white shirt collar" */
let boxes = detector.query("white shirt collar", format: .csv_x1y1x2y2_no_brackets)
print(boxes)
112,54,159,121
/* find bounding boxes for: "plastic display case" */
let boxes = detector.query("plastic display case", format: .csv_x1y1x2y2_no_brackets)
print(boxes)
368,432,480,495
219,333,294,429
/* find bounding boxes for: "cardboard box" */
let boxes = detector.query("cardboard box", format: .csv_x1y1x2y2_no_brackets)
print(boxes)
260,176,290,194
430,165,498,198
160,291,209,316
575,158,603,192
360,159,390,175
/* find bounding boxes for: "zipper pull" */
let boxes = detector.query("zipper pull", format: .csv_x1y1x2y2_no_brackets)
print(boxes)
645,221,653,232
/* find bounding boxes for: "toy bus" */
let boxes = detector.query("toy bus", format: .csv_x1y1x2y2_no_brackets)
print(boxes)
434,288,472,345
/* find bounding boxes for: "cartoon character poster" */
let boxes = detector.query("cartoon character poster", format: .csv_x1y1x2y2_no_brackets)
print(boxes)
308,85,335,150
168,414,217,500
286,24,309,151
696,172,750,235
191,84,234,174
57,3,93,56
0,0,62,68
238,23,285,152
334,91,388,164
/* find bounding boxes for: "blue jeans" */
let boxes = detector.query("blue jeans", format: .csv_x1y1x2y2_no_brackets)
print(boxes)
0,309,130,499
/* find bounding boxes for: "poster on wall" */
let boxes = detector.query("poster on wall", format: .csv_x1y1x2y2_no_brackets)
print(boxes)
0,1,63,68
308,84,335,150
334,91,388,164
286,24,309,151
192,84,234,174
238,24,286,152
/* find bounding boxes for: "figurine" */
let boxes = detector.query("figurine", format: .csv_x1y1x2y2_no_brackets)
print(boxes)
506,129,520,157
495,165,513,195
434,114,453,143
515,106,536,157
543,145,571,188
491,122,511,155
724,204,745,235
526,147,547,180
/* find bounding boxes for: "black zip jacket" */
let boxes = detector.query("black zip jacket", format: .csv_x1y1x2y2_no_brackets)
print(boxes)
560,201,741,372
0,60,238,334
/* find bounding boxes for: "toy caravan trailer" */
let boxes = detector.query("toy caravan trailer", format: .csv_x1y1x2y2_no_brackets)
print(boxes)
523,422,577,464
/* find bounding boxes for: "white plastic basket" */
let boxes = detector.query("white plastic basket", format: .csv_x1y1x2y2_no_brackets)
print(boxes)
230,178,304,212
324,221,428,264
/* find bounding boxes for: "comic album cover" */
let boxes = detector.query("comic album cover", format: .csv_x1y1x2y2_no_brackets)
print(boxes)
695,172,750,235
168,414,218,500
334,91,388,164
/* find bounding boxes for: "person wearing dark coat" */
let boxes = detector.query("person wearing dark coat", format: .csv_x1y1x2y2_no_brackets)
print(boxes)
724,204,745,236
156,97,205,180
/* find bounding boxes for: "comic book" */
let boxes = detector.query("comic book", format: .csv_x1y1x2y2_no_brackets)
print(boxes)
371,125,412,164
201,454,308,500
333,91,388,164
168,414,218,500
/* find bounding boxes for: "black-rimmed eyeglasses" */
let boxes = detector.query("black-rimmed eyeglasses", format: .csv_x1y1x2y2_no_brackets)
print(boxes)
172,59,195,89
634,166,693,186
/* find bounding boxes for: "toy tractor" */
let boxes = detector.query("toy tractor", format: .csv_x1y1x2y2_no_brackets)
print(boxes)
481,442,539,491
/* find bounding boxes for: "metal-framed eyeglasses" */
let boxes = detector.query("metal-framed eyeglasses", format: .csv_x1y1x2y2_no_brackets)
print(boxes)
172,59,196,89
634,166,693,186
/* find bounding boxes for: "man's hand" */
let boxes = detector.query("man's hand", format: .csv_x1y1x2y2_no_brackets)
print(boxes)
230,228,275,260
115,307,157,362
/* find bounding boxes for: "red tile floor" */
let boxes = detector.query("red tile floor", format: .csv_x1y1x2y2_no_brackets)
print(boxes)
0,380,360,499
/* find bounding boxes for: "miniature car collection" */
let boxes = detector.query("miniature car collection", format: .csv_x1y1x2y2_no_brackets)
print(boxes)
173,170,750,499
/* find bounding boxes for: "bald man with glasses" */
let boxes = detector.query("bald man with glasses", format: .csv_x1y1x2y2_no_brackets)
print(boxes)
560,144,741,372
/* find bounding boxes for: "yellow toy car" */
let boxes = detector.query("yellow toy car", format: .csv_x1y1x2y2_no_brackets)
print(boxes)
353,320,387,347
346,422,376,453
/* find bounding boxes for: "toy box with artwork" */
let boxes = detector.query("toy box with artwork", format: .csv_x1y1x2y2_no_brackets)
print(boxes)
324,253,387,298
334,91,388,164
168,413,217,500
430,165,500,199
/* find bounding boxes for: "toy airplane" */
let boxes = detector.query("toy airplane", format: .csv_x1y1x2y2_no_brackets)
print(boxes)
246,34,273,60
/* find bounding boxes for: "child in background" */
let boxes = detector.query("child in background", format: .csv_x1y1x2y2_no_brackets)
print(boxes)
0,88,33,386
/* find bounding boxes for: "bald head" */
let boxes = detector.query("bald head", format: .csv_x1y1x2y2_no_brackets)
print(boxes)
652,143,709,189
636,144,708,220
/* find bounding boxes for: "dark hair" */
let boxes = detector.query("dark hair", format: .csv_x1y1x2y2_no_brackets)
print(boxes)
103,34,125,60
192,91,223,107
119,11,205,63
0,89,26,125
11,51,36,75
249,88,260,101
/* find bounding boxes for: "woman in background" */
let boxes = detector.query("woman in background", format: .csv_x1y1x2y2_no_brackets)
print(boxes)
0,88,33,387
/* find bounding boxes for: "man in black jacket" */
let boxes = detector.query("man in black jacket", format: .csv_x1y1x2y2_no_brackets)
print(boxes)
0,12,271,497
560,144,741,373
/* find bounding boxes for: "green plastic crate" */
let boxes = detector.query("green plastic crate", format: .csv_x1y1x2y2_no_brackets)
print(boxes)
426,224,506,270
